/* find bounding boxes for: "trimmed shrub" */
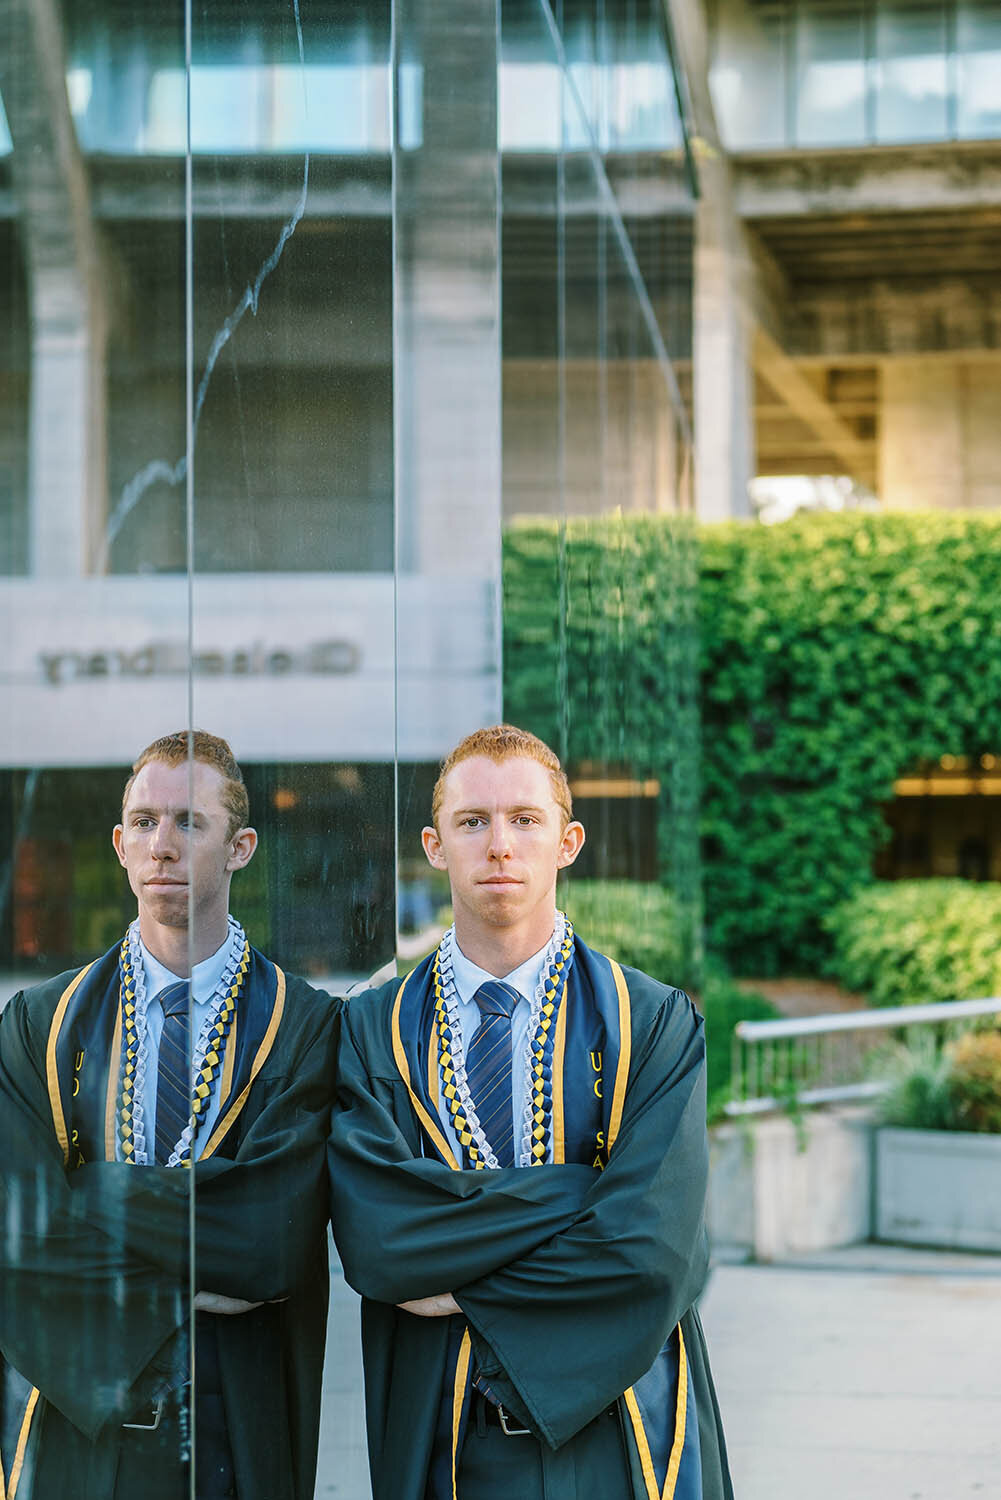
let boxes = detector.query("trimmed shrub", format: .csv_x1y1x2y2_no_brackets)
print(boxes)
825,879,1001,1008
949,1030,1001,1133
560,878,687,989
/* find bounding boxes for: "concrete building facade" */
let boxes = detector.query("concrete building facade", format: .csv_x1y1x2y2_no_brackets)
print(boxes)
681,0,1001,517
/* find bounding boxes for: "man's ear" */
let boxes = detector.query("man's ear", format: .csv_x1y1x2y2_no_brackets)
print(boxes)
422,825,447,871
227,826,258,872
112,824,127,868
556,820,585,870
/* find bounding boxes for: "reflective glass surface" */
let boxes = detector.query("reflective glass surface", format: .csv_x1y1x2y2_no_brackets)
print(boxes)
1,1,696,1494
500,0,699,948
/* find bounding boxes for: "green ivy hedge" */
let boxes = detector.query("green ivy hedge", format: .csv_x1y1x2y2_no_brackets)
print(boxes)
826,879,1001,1008
699,512,1001,972
503,510,1001,976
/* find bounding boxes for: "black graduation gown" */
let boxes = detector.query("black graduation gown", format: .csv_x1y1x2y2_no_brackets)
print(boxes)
328,938,733,1500
0,942,338,1500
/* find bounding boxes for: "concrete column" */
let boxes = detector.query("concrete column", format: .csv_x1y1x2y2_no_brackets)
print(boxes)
880,359,963,509
959,361,1001,509
694,194,755,521
392,0,502,579
664,0,754,520
880,358,1001,510
0,0,107,577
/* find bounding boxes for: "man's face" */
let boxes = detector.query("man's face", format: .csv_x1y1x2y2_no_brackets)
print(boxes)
112,758,253,934
422,754,584,936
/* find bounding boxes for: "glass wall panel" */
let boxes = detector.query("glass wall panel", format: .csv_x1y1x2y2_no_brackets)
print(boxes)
187,4,394,1497
874,2,948,142
1,1,194,1493
501,0,684,153
794,2,868,146
956,1,1001,139
3,2,696,1494
188,0,396,977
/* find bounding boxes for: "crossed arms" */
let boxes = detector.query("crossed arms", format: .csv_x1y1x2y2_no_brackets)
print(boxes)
328,983,710,1447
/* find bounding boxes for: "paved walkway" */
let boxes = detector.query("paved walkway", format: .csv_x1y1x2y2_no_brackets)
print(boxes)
701,1245,1001,1500
315,1242,1001,1499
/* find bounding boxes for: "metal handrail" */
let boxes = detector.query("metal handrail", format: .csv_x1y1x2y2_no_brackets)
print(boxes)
736,995,1001,1041
726,995,1001,1118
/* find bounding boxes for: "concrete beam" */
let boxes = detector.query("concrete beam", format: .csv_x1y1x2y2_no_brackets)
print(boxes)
785,276,1001,360
0,156,698,226
736,143,1001,220
0,0,107,576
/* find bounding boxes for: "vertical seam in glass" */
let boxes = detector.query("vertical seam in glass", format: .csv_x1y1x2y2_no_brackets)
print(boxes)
495,0,504,721
555,0,569,771
390,0,401,967
184,0,197,1491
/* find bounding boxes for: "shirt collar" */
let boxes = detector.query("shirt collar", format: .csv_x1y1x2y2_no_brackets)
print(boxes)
140,925,234,1008
450,931,553,1008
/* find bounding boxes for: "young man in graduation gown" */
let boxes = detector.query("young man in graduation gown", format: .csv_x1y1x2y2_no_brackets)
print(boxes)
329,725,733,1500
0,732,338,1500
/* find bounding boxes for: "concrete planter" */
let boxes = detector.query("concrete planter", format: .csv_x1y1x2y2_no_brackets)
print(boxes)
709,1107,873,1261
875,1127,1001,1252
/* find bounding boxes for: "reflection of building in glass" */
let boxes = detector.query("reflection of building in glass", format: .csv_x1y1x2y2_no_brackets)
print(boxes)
0,0,696,981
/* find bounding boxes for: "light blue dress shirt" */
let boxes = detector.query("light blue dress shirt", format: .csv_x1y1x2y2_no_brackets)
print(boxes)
434,936,552,1166
116,930,234,1162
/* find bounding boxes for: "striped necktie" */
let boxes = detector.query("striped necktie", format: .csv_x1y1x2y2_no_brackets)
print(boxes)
154,980,192,1165
465,980,520,1169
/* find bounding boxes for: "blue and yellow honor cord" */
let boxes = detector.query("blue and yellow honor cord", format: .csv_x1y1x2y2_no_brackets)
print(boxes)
433,919,574,1169
117,936,250,1166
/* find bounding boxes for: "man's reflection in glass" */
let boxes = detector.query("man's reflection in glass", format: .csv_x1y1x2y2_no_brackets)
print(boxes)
0,731,338,1500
